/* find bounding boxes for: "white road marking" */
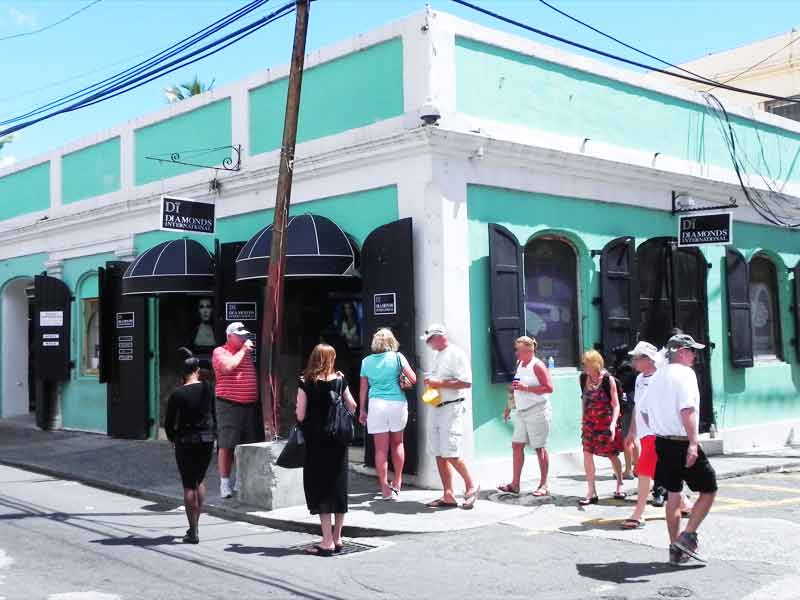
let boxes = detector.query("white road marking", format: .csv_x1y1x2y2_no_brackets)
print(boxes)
48,593,121,600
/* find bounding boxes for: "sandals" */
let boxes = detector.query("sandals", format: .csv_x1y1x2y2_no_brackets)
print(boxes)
532,487,549,497
621,518,645,530
497,484,520,495
426,498,459,509
304,544,335,557
613,492,627,500
462,485,480,510
579,496,599,506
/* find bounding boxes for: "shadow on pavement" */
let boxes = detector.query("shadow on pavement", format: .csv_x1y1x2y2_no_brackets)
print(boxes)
91,534,179,547
576,561,705,584
350,499,436,515
225,542,303,557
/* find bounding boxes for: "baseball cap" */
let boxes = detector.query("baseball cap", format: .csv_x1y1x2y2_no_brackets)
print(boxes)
420,323,447,341
666,333,705,351
628,341,659,360
226,322,251,337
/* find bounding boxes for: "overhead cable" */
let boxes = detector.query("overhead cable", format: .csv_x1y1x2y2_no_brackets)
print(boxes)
451,0,800,104
0,0,104,43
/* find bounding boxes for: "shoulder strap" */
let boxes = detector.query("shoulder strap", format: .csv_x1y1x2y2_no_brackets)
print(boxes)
579,372,587,390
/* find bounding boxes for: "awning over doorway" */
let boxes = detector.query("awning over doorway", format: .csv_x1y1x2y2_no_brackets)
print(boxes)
122,239,214,295
235,213,358,282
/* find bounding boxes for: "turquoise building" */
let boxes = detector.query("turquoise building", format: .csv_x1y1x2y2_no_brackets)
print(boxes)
0,9,798,487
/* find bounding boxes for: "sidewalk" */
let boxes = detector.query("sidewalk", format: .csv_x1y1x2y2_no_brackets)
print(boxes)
1,415,798,536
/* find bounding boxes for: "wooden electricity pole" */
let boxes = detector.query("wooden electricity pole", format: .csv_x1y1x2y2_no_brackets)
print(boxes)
260,0,310,438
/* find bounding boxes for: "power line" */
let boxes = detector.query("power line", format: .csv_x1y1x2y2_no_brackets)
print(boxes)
0,0,104,43
0,2,295,138
535,0,719,87
707,30,800,90
451,0,800,104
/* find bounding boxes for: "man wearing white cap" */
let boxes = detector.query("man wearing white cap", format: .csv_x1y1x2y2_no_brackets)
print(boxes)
212,322,264,498
639,333,717,565
421,324,479,509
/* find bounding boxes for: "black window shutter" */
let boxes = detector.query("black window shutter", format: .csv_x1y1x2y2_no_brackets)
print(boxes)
794,261,800,362
600,236,639,359
488,223,524,383
725,248,754,368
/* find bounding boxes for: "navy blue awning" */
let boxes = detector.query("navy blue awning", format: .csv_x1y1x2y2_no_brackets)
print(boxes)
122,239,214,295
235,213,358,282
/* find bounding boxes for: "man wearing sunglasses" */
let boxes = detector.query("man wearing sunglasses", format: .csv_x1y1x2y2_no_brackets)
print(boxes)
639,333,717,566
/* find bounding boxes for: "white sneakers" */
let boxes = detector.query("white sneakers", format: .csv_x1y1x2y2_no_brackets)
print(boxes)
220,478,233,499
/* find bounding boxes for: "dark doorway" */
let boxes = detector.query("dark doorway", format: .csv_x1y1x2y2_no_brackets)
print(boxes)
637,238,714,431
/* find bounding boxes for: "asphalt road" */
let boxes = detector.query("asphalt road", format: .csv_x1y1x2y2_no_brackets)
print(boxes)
1,464,799,600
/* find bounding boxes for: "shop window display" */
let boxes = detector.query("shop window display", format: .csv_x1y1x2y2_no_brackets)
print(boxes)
749,254,782,360
523,238,579,368
82,298,100,376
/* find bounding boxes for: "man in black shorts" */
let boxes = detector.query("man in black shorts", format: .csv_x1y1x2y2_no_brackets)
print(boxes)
639,334,717,565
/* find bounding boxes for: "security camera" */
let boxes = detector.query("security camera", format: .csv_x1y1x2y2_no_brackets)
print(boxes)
419,98,441,126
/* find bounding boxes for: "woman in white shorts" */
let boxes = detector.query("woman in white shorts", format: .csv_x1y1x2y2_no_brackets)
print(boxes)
359,328,417,500
498,336,554,497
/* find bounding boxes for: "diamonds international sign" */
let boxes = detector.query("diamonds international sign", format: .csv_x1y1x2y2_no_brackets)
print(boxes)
678,212,732,247
161,195,215,235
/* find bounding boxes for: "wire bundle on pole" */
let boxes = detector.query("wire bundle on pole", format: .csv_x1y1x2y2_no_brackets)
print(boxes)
0,0,296,138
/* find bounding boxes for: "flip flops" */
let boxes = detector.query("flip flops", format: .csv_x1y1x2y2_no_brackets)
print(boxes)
579,496,599,506
426,498,459,509
613,492,627,500
304,544,335,557
531,487,550,497
497,484,520,495
621,518,645,529
462,485,481,510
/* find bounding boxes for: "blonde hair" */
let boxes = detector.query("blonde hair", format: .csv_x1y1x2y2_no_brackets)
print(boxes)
515,336,538,353
581,349,604,372
303,344,337,381
371,328,399,354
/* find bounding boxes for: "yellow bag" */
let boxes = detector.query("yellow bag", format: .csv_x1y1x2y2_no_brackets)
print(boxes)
422,386,442,407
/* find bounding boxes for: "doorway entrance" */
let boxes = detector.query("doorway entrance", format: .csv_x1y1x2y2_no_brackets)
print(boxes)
637,237,714,431
1,277,34,417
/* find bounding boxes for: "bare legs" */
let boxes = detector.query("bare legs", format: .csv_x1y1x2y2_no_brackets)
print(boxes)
628,475,651,523
583,452,623,499
389,431,405,490
373,432,391,497
535,447,549,492
505,442,526,491
317,513,346,550
623,438,638,478
435,456,475,503
683,492,715,534
608,454,623,494
218,448,233,478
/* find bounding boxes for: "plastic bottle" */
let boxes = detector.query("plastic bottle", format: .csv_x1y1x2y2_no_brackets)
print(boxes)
547,356,555,370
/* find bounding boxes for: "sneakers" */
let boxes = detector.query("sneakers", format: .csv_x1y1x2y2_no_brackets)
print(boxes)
183,528,199,544
668,544,689,566
674,531,705,563
651,486,666,507
220,479,233,499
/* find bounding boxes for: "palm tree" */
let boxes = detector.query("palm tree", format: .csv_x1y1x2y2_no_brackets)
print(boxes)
164,76,215,103
0,135,12,153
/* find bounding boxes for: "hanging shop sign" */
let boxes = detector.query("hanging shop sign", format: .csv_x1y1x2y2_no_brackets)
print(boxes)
374,293,397,316
39,310,64,327
225,302,257,321
116,312,135,329
678,212,732,247
161,195,215,235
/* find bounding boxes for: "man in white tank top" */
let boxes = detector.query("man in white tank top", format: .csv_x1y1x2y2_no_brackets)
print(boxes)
498,336,554,497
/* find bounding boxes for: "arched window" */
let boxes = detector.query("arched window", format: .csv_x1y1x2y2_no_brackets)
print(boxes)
749,254,782,360
523,237,579,367
77,273,100,376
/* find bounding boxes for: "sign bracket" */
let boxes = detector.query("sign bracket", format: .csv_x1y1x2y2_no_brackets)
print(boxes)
672,191,738,214
145,145,241,172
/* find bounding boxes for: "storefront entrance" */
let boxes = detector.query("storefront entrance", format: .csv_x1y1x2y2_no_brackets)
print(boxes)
1,277,34,418
637,237,714,431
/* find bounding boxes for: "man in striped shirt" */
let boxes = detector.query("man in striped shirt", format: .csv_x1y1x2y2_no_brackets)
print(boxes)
212,322,264,498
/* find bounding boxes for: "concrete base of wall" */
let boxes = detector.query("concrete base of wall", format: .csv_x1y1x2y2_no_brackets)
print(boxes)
235,441,306,511
719,419,800,454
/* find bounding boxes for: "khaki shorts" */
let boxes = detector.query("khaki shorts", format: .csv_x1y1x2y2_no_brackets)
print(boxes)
512,403,551,449
429,401,466,458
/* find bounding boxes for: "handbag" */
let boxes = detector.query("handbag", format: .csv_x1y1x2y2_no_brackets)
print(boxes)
397,352,414,391
276,425,306,468
422,386,442,407
325,377,355,445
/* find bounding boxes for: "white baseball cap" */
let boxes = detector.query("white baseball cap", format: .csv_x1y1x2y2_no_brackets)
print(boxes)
226,322,251,337
628,341,659,361
420,323,447,341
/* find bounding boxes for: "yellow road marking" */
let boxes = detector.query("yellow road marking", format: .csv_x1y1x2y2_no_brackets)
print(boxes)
710,496,800,512
721,482,800,494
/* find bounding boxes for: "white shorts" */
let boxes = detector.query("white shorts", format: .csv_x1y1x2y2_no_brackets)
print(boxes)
512,403,551,448
367,398,408,434
429,401,466,458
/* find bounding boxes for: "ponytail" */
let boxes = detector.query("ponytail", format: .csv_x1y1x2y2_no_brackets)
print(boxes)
178,346,200,379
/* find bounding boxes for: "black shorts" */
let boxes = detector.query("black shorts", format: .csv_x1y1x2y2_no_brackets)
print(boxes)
175,442,213,489
654,437,718,494
216,398,265,449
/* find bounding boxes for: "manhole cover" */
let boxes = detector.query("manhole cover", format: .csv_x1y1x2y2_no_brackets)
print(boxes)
293,541,377,557
658,587,693,598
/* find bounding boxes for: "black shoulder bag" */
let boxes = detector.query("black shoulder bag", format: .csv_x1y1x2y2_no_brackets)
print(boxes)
326,377,355,446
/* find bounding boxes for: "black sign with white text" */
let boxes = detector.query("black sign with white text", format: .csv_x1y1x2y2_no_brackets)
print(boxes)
161,196,215,235
374,293,397,316
678,212,732,247
225,302,257,321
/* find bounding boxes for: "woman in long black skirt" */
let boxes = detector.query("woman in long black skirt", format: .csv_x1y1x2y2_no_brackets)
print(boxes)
295,343,357,556
164,347,216,544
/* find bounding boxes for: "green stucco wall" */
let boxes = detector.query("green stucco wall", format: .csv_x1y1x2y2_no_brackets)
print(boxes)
0,162,50,220
467,185,800,459
134,99,232,185
456,37,800,184
249,38,404,156
62,137,121,204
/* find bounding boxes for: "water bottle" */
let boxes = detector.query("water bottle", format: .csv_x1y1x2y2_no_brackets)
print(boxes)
547,356,555,370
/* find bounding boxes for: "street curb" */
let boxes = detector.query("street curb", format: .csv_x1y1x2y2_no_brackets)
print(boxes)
3,457,799,538
0,458,406,538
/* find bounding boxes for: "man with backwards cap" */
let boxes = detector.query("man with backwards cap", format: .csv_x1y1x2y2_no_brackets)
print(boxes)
421,324,480,509
639,333,717,565
212,322,265,499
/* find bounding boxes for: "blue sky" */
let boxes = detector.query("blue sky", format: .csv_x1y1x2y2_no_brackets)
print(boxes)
0,0,796,164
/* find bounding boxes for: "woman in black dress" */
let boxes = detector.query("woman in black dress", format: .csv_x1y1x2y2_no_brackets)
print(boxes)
164,347,216,544
295,343,357,556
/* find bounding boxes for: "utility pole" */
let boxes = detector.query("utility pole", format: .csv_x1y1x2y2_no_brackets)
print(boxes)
260,0,310,438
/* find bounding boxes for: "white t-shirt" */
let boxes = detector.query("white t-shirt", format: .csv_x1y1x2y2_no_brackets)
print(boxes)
639,363,700,437
633,372,656,439
431,344,472,404
514,358,550,411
